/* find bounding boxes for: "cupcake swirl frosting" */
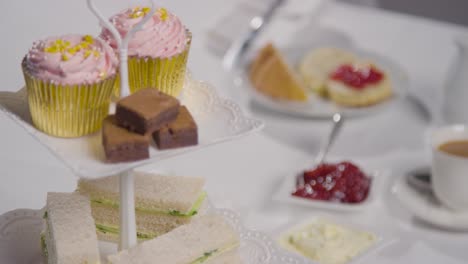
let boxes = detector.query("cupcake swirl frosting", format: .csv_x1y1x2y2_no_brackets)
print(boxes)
100,7,187,58
24,34,118,85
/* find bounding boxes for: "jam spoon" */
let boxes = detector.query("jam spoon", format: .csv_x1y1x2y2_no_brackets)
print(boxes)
296,113,344,187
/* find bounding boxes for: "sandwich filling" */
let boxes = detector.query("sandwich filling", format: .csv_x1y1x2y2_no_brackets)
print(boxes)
41,212,49,259
40,233,48,258
191,242,240,264
95,223,156,240
92,192,207,240
91,191,206,217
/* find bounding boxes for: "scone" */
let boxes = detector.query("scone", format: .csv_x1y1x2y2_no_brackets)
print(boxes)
327,61,392,107
298,48,356,97
249,43,308,102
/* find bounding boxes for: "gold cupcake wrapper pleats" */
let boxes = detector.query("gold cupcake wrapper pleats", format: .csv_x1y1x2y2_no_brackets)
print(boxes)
113,31,191,98
22,60,116,138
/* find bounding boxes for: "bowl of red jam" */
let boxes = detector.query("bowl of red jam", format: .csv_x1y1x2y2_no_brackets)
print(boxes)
273,161,381,211
292,162,372,204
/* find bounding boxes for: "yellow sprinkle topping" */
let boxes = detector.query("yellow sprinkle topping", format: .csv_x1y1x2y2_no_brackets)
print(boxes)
83,35,94,44
44,35,99,61
84,50,92,59
99,70,107,79
67,45,80,55
44,45,58,53
158,8,168,21
44,39,71,53
130,6,151,19
93,50,100,58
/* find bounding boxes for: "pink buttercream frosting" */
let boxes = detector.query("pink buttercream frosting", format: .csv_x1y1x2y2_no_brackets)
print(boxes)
24,34,118,85
100,7,188,58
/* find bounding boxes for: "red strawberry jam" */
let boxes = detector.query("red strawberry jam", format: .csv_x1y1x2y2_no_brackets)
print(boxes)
330,64,383,89
292,162,371,204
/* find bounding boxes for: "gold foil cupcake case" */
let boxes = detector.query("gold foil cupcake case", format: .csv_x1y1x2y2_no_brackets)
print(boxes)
23,61,116,138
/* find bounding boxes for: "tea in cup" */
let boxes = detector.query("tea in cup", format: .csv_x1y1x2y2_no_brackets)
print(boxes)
431,125,468,211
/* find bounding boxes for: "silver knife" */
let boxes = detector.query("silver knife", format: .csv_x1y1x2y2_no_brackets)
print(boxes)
222,0,285,71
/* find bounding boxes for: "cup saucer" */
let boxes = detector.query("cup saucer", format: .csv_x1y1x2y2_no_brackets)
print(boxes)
392,169,468,230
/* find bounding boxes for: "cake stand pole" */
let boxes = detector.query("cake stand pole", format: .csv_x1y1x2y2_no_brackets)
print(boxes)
87,0,156,250
119,170,136,250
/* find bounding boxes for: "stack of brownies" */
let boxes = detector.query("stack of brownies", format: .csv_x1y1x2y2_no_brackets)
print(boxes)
102,88,198,163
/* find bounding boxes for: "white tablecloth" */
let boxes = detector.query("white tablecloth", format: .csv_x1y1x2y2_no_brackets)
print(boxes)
0,0,467,263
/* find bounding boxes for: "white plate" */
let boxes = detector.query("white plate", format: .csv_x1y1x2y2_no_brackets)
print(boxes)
392,174,468,230
0,208,309,264
239,41,409,118
0,76,264,179
273,163,385,212
275,215,392,264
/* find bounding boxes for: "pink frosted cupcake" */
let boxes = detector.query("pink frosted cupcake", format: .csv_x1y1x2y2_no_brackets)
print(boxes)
100,6,191,97
22,34,118,137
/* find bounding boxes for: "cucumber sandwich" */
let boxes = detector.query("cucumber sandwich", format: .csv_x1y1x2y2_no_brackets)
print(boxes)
77,172,207,242
107,214,242,264
42,192,100,264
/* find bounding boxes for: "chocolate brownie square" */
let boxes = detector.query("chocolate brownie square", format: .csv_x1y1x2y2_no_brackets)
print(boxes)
116,88,180,135
102,115,149,163
153,106,198,150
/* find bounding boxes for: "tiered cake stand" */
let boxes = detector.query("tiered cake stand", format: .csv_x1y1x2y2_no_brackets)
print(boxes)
0,1,314,262
0,0,263,251
87,0,156,249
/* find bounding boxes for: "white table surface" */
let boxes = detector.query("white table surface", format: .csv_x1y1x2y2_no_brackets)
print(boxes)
1,0,467,263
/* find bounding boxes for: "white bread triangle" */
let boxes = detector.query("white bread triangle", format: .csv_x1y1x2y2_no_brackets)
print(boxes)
45,192,100,264
77,172,205,213
107,214,239,264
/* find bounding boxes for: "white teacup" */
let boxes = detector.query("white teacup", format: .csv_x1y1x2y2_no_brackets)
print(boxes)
431,124,468,211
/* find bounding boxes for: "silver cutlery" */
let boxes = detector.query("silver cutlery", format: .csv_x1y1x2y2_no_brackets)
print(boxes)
296,113,344,187
222,0,285,71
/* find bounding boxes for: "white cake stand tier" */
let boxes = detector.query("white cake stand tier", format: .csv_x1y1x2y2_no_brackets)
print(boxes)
0,0,263,250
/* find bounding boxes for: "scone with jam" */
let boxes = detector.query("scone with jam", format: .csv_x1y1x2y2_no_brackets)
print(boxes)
327,61,392,107
298,48,356,98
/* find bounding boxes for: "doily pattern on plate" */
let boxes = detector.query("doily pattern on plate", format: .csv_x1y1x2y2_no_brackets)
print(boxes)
213,208,310,264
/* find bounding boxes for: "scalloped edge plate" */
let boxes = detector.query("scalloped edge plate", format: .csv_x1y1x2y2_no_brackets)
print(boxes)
0,75,264,179
0,207,310,264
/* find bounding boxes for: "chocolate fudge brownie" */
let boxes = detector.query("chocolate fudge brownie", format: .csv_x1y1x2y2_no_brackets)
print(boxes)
116,88,180,135
102,115,149,163
153,106,198,150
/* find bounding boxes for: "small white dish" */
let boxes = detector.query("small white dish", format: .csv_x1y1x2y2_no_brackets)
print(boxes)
275,215,391,264
239,41,409,118
273,163,384,212
0,207,309,264
392,174,468,230
0,75,263,179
